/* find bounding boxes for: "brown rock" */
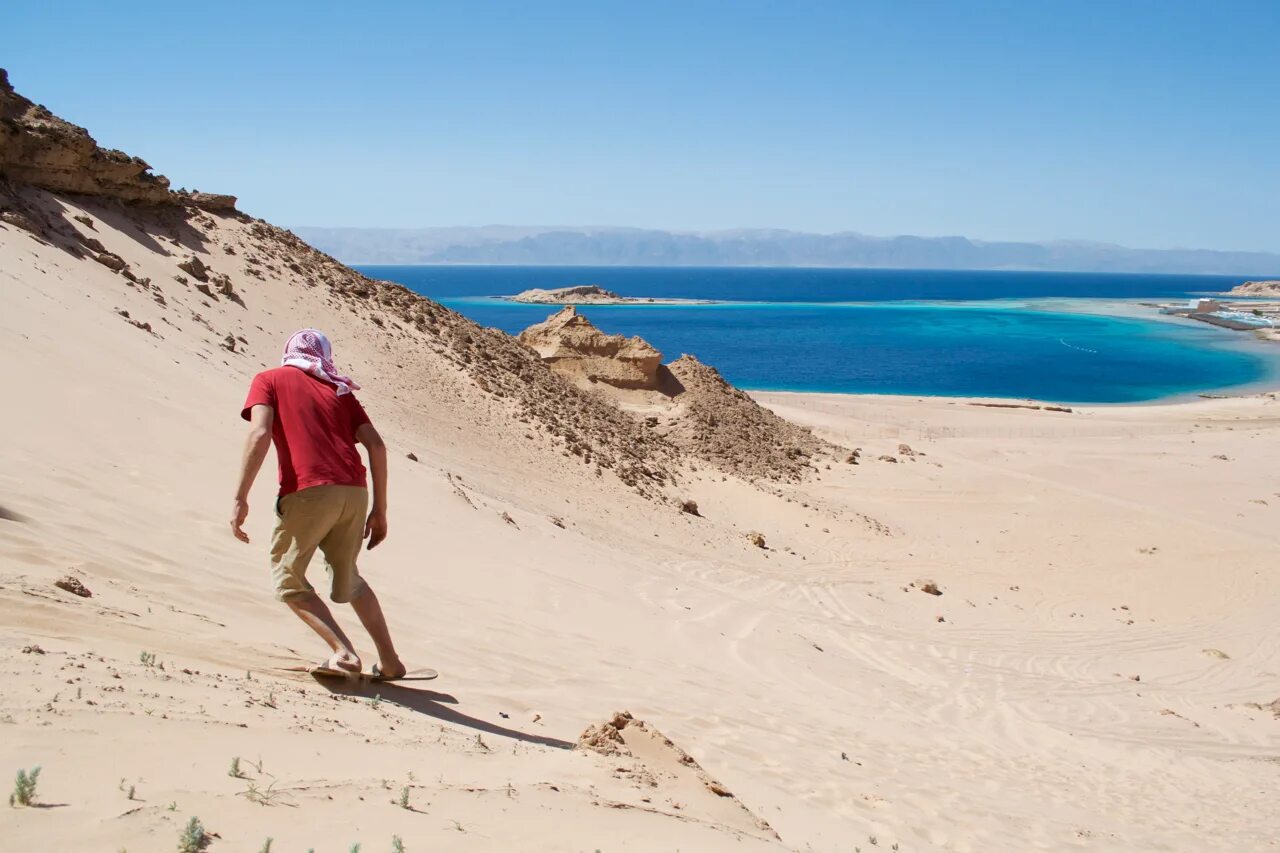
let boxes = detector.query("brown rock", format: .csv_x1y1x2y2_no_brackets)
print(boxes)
878,454,899,463
679,499,700,516
0,208,45,236
212,273,243,306
94,252,126,271
918,579,942,596
177,255,209,282
576,710,633,756
746,531,766,549
175,190,238,212
406,452,419,462
54,575,91,598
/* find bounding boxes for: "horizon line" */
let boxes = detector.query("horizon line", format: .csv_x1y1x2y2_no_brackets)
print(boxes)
289,224,1280,258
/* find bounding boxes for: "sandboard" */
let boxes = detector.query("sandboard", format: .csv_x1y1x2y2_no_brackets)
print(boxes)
283,665,438,682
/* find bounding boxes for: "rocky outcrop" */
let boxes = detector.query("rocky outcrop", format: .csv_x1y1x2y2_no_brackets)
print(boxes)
1228,280,1280,297
0,68,235,211
517,310,837,481
174,190,238,212
511,284,623,304
519,306,663,390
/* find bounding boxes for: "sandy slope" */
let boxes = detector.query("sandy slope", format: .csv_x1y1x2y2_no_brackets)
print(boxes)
1,194,1278,852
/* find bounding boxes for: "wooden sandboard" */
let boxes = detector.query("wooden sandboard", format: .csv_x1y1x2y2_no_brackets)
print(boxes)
283,665,438,682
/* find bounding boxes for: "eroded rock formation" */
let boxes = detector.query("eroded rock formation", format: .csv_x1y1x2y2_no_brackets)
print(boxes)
518,306,663,390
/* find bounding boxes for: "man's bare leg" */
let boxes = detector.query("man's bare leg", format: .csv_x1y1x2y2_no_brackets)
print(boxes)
350,584,405,678
287,592,362,672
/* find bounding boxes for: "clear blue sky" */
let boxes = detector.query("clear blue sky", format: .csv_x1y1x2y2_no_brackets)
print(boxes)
8,1,1279,251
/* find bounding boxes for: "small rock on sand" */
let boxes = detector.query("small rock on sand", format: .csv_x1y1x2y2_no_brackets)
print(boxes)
917,579,942,596
178,255,210,282
746,531,766,549
879,454,899,463
1201,648,1230,660
406,452,418,462
679,499,700,516
55,575,92,597
95,252,126,271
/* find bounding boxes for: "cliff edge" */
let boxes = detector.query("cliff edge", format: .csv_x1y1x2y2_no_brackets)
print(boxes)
0,68,235,211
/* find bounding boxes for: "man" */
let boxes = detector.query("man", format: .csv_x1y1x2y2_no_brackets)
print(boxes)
231,328,405,678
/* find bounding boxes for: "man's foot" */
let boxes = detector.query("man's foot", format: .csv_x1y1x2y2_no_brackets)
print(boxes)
327,649,362,673
372,659,406,680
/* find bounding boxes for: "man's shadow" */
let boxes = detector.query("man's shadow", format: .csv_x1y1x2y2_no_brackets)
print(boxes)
311,678,574,750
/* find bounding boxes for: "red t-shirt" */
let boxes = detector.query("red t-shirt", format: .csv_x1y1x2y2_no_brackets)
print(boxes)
241,366,372,496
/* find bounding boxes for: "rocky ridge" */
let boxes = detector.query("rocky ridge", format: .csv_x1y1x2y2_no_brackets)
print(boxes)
0,68,235,211
664,354,834,482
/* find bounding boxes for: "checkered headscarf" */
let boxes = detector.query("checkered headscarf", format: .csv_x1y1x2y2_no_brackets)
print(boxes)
281,329,360,395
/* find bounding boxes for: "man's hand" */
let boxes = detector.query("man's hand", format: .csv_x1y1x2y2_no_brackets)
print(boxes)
231,498,250,543
364,508,388,550
232,405,273,544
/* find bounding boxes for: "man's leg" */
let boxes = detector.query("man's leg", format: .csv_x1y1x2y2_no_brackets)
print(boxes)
350,584,404,678
287,592,362,672
272,487,359,671
321,487,405,678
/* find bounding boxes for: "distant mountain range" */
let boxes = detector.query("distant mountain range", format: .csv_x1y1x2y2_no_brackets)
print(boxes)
292,226,1280,277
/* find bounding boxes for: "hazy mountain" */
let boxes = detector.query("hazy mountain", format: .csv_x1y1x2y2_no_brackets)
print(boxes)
292,226,1280,276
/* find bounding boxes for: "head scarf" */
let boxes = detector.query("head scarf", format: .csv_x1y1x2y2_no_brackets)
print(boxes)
281,328,360,395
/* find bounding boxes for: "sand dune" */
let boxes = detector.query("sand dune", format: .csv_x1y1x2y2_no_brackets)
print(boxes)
2,70,1279,851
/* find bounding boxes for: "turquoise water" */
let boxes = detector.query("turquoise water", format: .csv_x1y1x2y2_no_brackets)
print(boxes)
359,266,1276,403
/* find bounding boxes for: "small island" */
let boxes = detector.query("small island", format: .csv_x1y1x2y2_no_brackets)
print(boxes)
1227,279,1280,297
505,284,719,305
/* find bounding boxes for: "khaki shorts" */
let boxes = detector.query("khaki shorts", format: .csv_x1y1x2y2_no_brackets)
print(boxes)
270,485,369,603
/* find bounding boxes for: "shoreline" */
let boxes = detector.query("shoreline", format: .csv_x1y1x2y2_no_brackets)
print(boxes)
751,385,1280,413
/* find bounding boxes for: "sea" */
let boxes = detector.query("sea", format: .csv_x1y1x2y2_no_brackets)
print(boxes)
356,265,1279,404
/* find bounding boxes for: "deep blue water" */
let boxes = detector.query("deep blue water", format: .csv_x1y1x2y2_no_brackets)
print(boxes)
358,265,1276,403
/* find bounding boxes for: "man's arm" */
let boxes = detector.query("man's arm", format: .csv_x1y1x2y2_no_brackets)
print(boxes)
356,422,388,550
231,404,274,543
